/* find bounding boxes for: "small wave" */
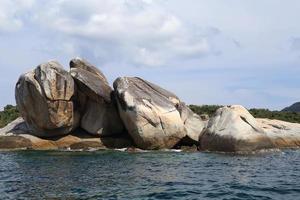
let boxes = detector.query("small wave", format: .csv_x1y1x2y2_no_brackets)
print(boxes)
59,147,103,152
114,148,182,153
162,149,182,152
114,148,127,152
202,148,283,155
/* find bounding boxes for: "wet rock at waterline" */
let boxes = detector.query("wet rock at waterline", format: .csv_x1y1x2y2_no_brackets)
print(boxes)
0,118,133,150
15,61,79,137
70,58,125,136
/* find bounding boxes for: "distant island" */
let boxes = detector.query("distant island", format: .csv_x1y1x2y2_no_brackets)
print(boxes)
282,102,300,112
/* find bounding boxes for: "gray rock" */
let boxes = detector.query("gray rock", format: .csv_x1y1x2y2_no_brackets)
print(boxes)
70,57,108,84
80,99,125,136
257,118,300,148
70,58,125,136
113,77,187,149
0,117,32,136
177,102,207,143
15,61,79,137
70,67,111,103
200,105,274,152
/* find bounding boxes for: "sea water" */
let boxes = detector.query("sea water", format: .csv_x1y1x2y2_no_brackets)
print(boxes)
0,150,299,199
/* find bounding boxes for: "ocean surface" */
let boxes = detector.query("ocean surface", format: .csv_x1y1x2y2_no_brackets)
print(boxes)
0,149,299,200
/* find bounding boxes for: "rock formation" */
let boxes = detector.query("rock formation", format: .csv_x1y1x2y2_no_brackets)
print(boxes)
113,77,206,149
0,117,133,150
3,57,299,152
258,118,300,148
200,105,274,152
15,61,79,137
177,102,207,144
70,58,125,136
200,105,300,152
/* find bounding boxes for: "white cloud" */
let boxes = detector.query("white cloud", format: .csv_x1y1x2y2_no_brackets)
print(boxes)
0,0,34,32
1,0,299,109
30,0,222,67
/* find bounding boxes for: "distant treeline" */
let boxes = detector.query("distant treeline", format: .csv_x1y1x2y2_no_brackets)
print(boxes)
1,104,300,128
189,105,300,124
0,105,19,128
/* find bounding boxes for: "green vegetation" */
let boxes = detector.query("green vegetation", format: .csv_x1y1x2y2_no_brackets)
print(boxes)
249,108,300,123
1,104,300,128
189,105,222,117
189,105,300,124
0,105,20,128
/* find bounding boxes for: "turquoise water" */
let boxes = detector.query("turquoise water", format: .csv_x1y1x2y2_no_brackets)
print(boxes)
0,150,299,200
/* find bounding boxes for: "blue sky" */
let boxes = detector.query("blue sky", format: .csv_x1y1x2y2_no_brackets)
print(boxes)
0,0,300,110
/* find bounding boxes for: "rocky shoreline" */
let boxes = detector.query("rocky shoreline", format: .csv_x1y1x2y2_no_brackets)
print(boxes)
1,58,300,152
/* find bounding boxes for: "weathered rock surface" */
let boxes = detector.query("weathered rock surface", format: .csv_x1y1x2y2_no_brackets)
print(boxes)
70,57,108,85
70,58,111,103
113,77,188,149
15,61,79,137
258,118,300,148
9,58,300,152
177,102,207,144
200,105,300,152
0,117,33,135
0,136,32,150
70,58,125,136
200,105,274,152
0,118,133,150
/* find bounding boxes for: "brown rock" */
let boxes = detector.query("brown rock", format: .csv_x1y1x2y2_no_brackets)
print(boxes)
70,141,104,150
0,136,32,150
15,61,79,137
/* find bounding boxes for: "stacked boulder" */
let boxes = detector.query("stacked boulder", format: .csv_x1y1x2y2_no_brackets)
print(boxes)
10,58,207,150
70,58,124,136
3,58,299,152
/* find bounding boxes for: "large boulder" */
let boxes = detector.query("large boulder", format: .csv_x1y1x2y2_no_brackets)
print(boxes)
200,105,274,152
15,61,79,137
70,58,124,136
258,118,300,148
113,77,189,149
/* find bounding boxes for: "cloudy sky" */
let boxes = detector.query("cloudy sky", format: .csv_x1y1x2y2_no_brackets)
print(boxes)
0,0,300,110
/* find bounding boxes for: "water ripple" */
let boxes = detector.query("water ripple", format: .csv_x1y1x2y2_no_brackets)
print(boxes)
0,150,299,199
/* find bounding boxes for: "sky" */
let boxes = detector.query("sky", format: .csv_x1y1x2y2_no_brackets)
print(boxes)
0,0,300,110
